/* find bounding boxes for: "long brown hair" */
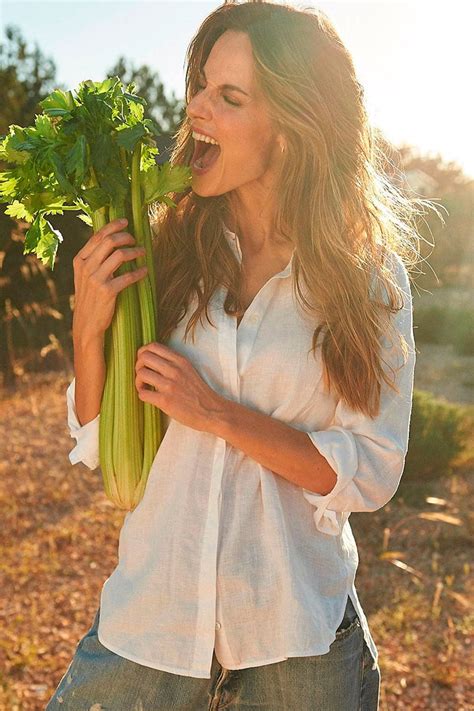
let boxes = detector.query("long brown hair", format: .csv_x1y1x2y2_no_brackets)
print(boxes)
150,0,436,417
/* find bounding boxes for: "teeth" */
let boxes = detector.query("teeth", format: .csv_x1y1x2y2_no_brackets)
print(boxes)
192,131,219,146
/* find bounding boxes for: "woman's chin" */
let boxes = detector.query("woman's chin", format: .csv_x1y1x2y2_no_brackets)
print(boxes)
192,182,215,197
191,175,228,198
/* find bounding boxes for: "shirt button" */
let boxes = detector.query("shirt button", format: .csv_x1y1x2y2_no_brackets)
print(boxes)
249,314,259,324
215,622,222,630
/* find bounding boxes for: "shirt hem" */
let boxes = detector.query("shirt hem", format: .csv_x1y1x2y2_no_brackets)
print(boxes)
98,623,378,678
348,589,379,671
218,631,377,672
96,628,211,678
217,646,333,671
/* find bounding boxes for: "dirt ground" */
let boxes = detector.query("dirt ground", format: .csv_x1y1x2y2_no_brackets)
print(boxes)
0,340,472,709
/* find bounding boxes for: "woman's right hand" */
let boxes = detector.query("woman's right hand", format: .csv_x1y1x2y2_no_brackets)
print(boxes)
72,218,148,344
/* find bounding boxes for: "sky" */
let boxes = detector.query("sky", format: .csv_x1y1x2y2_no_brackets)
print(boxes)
1,0,473,179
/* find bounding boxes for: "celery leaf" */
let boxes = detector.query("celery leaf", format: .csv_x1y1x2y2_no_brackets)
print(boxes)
142,162,192,204
66,135,87,184
40,89,75,117
77,213,93,227
116,124,147,152
5,200,34,222
82,187,109,212
24,215,63,269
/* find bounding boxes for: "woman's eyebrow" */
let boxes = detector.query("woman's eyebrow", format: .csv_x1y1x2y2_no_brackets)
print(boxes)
200,68,250,96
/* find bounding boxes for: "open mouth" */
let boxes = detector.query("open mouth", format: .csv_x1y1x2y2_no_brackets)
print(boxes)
191,140,222,171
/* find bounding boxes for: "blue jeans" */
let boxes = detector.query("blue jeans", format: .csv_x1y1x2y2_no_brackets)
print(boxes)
46,595,380,710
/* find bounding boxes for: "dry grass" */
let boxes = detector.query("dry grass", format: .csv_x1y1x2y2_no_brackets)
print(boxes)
0,353,472,710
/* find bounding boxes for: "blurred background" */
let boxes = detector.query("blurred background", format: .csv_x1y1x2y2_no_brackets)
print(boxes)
0,2,472,709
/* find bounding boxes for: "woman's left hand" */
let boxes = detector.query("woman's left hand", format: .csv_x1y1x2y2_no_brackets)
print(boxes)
135,342,225,432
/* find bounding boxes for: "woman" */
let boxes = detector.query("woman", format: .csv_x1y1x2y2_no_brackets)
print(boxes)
47,1,426,709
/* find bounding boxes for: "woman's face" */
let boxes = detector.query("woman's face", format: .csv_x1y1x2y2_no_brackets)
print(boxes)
185,30,283,198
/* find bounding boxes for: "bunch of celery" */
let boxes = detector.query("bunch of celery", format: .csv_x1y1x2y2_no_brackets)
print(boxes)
0,77,192,510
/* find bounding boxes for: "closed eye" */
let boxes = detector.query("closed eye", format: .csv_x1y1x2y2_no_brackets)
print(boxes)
196,83,241,107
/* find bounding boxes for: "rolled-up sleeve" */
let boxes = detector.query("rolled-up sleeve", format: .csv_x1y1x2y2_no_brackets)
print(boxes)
66,377,100,470
302,252,416,536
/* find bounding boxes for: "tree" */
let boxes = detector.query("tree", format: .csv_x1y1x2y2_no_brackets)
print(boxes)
396,145,474,288
0,25,61,135
364,130,473,289
0,26,71,386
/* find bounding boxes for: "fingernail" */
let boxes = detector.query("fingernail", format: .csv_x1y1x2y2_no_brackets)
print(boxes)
120,218,127,224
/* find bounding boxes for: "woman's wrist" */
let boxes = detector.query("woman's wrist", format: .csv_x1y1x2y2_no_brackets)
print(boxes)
73,333,106,426
73,329,105,353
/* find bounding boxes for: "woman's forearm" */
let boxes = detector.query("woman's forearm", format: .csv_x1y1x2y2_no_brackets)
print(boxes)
209,398,338,496
73,334,106,426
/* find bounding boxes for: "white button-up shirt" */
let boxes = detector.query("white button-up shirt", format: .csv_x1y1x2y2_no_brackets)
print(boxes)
66,222,415,678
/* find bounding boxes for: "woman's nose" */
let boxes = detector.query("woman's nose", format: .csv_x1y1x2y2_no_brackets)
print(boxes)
186,91,212,122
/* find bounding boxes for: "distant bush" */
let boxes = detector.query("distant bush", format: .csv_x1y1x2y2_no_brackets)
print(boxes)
413,306,474,355
403,389,471,481
451,309,474,356
413,306,447,344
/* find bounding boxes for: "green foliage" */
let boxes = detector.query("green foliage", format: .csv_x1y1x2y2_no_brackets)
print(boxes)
451,310,474,356
24,213,63,267
0,76,192,269
413,306,474,355
396,145,474,290
413,305,449,344
107,56,186,136
404,389,470,481
0,25,59,134
142,162,192,205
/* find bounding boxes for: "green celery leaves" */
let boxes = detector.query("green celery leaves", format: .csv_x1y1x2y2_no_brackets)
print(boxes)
0,76,192,269
142,163,193,205
24,214,63,269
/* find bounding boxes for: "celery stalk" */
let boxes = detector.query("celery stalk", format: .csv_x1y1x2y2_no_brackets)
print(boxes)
130,144,161,494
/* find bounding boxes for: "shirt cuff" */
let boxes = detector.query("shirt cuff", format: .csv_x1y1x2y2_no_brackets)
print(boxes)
66,378,100,470
301,428,357,536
